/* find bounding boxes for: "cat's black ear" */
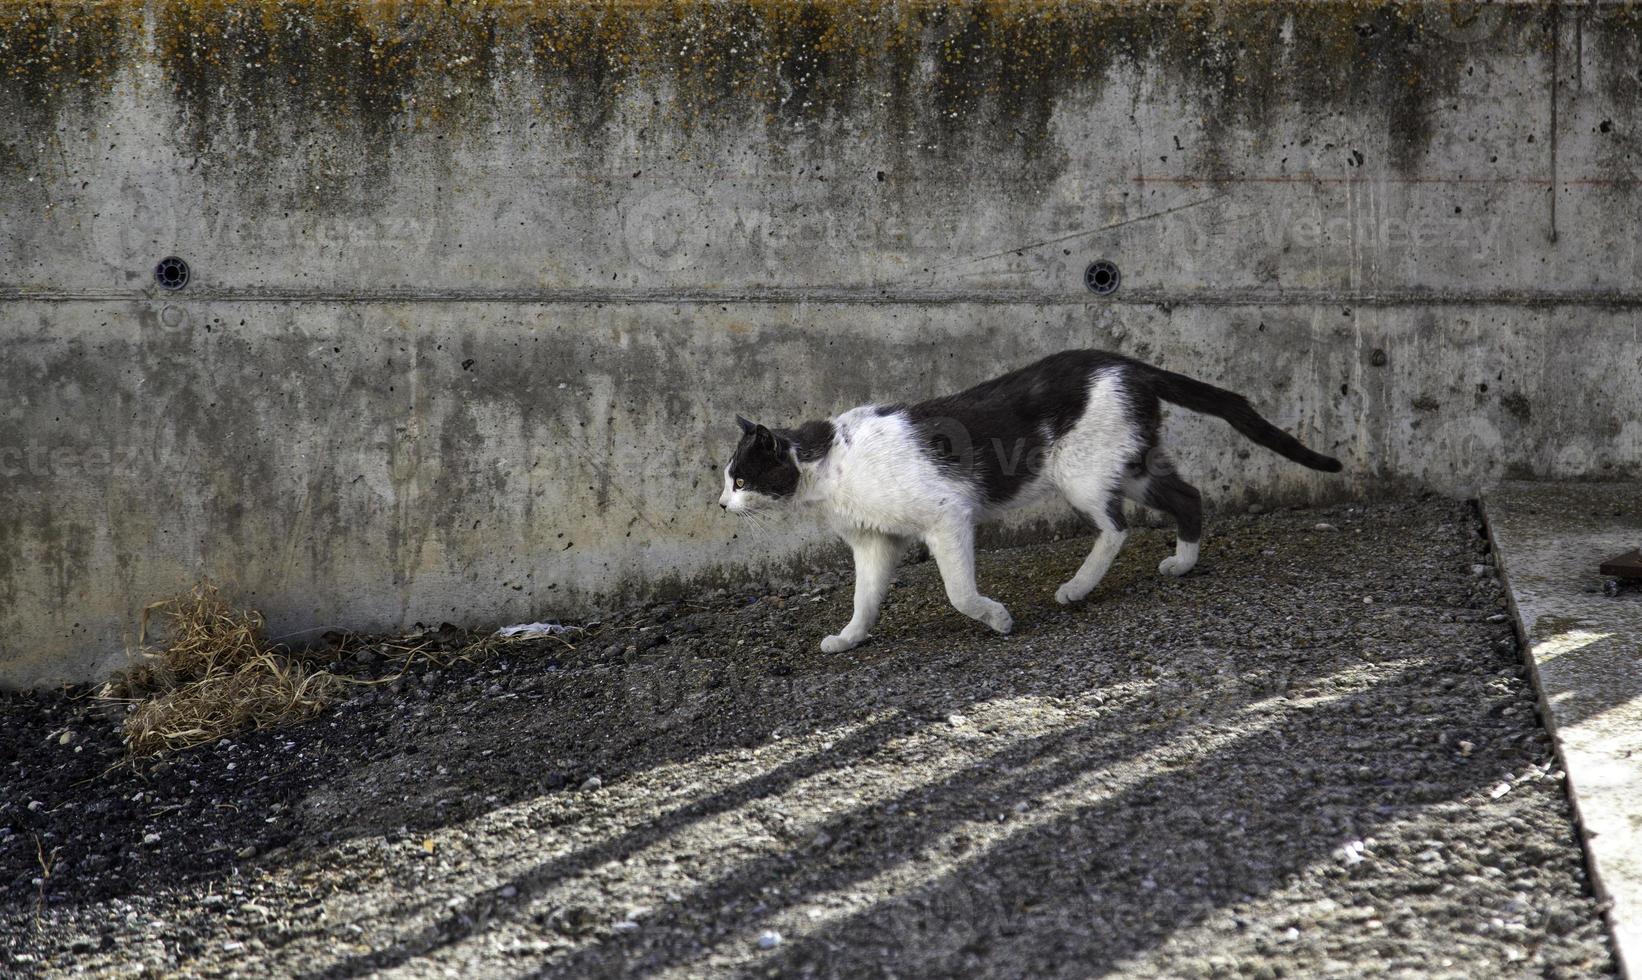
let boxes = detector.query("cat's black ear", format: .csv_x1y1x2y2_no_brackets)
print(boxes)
736,414,757,435
753,424,777,449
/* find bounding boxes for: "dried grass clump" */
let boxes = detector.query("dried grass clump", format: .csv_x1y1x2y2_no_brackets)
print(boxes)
102,585,341,756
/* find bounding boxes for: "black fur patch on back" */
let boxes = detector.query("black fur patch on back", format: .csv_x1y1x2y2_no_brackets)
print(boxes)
889,350,1131,506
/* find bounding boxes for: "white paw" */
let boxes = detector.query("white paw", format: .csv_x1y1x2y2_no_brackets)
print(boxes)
1055,581,1089,605
820,633,861,654
984,604,1013,635
1158,556,1195,577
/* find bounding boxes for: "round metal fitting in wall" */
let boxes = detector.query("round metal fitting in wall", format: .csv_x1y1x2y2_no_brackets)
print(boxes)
154,256,190,291
1084,260,1119,296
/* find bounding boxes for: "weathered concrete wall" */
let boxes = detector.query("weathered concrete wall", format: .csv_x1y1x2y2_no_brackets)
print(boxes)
3,1,1641,686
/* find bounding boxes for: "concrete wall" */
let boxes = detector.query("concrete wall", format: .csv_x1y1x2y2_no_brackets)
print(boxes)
3,1,1641,687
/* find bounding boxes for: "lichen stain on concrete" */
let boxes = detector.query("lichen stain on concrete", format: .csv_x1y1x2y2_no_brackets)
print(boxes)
0,2,1579,204
0,3,137,179
152,0,506,210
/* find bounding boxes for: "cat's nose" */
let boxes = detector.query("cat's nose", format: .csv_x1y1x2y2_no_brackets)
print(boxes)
720,502,727,510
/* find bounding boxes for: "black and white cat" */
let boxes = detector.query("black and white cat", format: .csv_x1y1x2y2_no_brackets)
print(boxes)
720,349,1342,652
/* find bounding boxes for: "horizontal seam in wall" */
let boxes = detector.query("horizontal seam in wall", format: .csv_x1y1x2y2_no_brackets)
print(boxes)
5,287,1642,308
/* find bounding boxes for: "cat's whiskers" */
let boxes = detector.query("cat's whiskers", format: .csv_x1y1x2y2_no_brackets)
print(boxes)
731,508,777,536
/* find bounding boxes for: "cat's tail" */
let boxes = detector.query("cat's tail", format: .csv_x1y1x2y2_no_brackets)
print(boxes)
1145,366,1344,473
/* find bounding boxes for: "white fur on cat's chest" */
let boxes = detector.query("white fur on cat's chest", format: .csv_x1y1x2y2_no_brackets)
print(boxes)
808,407,973,538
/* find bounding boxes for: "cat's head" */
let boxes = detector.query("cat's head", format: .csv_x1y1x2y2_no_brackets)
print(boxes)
720,415,800,513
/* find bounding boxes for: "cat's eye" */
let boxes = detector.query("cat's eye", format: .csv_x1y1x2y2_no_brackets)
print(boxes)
734,478,746,490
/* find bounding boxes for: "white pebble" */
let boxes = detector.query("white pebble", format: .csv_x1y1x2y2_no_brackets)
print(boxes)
757,930,783,949
580,776,603,791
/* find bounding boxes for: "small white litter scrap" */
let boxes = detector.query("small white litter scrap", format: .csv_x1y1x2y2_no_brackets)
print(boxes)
1337,839,1367,865
494,621,584,639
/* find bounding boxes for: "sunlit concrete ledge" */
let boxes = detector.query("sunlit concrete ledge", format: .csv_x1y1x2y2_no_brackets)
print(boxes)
1484,481,1642,978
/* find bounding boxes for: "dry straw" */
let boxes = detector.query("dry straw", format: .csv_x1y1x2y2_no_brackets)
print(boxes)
101,585,342,757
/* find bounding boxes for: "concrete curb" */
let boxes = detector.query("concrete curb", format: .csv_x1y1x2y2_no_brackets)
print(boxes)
1483,481,1642,979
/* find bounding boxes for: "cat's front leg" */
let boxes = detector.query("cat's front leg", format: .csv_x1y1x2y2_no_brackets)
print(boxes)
821,531,906,653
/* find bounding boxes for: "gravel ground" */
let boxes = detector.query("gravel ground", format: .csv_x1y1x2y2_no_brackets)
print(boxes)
0,497,1618,978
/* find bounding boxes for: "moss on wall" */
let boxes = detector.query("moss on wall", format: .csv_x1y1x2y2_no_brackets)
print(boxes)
2,2,1607,202
0,3,137,175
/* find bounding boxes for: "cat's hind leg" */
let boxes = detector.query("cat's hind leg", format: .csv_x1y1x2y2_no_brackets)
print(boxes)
821,531,909,653
925,520,1013,635
1133,467,1202,577
1055,486,1129,605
